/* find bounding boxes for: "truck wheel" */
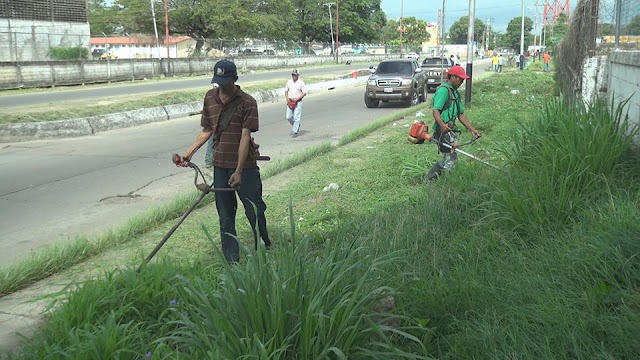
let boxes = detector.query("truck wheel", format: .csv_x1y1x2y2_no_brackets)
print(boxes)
364,95,379,108
406,90,420,107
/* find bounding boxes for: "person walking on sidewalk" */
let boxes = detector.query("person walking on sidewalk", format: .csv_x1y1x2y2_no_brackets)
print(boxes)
492,54,499,72
426,66,481,180
181,59,271,262
543,51,551,72
498,54,504,72
284,69,308,138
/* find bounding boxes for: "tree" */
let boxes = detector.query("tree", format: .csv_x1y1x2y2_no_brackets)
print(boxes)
598,23,615,36
549,12,569,46
380,17,430,53
503,16,533,52
448,16,485,45
624,14,640,35
88,0,119,35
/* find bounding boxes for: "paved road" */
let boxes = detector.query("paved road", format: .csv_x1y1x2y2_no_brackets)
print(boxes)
0,64,366,109
0,58,492,267
0,84,404,266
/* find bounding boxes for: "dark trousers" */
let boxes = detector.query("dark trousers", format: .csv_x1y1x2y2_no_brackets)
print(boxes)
214,166,271,262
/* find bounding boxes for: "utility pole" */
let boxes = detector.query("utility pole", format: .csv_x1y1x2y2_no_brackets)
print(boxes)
150,0,161,60
465,0,475,106
614,0,621,49
437,9,442,56
441,0,446,57
164,0,171,76
323,3,336,60
336,0,340,64
399,0,404,57
534,0,540,50
520,0,525,65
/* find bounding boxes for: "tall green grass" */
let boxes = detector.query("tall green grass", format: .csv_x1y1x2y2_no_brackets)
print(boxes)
11,222,429,359
487,96,638,231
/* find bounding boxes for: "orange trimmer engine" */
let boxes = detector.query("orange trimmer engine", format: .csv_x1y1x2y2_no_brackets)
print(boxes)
408,121,431,144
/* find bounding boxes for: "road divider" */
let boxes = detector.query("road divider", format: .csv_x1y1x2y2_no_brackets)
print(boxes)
0,70,371,142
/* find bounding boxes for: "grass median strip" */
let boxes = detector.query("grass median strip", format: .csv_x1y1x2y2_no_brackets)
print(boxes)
0,75,339,125
6,70,640,358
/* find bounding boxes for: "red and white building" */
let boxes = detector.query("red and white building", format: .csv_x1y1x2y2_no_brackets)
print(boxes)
89,35,196,59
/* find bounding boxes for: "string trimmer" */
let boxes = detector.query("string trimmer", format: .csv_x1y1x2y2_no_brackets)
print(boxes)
408,121,502,172
137,153,270,272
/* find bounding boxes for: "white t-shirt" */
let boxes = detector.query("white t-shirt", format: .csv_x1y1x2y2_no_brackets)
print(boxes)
285,79,308,100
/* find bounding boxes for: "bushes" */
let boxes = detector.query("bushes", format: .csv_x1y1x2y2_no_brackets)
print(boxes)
49,46,89,60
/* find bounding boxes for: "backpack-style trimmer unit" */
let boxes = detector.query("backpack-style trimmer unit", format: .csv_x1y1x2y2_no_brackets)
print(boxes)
408,121,502,171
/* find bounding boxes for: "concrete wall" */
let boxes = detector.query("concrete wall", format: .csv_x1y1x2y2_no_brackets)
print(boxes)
581,50,639,146
0,19,90,61
0,54,388,89
608,51,640,145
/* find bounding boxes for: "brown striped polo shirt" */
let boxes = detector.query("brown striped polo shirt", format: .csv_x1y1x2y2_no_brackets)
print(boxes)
200,86,259,169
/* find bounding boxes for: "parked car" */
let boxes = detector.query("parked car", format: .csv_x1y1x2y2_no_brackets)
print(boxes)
421,57,454,92
91,48,106,59
364,58,427,108
406,52,420,59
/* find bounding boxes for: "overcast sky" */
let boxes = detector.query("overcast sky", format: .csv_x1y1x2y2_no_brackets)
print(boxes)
380,0,578,32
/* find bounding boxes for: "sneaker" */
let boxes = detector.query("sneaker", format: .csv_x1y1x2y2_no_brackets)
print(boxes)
291,132,298,138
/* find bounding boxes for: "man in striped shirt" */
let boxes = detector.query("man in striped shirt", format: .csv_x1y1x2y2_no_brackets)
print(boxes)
181,60,271,262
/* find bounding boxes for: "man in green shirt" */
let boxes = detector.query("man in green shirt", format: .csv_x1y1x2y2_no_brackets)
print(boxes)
426,65,480,180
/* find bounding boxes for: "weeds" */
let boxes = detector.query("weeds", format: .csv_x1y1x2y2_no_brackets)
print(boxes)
7,70,640,359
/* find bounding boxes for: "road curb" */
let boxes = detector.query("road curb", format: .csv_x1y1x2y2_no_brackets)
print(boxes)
0,71,371,142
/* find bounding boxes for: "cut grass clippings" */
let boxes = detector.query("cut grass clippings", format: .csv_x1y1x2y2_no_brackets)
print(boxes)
6,69,640,359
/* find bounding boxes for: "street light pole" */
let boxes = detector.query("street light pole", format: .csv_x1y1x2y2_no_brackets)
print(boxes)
150,0,161,60
335,0,340,64
323,3,335,60
164,0,171,76
465,0,475,106
520,0,525,69
400,0,404,57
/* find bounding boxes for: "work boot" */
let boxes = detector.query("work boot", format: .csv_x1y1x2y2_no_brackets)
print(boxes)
425,162,443,181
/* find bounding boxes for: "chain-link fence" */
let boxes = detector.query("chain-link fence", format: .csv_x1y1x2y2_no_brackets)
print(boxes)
0,31,402,62
556,0,639,102
597,0,640,52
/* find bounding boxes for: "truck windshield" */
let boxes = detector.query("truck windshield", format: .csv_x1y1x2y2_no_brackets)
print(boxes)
376,62,413,75
422,58,449,66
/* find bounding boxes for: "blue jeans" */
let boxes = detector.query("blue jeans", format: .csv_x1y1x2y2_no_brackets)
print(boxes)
214,166,271,262
544,63,550,72
285,101,303,134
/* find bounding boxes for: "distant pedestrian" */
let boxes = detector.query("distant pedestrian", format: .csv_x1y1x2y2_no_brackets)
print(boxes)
543,51,551,72
492,54,499,72
284,69,308,138
515,53,520,68
498,54,504,72
535,49,540,61
519,53,525,70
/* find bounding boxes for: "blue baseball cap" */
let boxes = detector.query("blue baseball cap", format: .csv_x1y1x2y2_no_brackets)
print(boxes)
211,59,238,85
291,69,299,75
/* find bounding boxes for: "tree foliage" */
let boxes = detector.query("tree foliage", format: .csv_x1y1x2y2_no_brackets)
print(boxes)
87,0,387,46
502,16,534,52
448,16,485,45
624,14,640,35
380,17,430,53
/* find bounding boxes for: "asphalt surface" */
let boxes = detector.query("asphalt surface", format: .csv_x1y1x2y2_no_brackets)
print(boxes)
0,64,366,109
0,85,404,266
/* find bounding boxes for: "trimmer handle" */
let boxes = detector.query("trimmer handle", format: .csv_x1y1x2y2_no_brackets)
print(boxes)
173,154,189,167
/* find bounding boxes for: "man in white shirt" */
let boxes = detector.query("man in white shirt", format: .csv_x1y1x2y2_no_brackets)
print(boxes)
284,69,308,138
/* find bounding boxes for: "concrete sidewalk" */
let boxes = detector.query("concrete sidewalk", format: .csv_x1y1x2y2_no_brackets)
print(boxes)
0,71,371,143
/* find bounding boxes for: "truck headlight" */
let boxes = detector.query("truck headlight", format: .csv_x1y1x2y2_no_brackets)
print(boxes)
367,79,376,85
401,79,413,85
